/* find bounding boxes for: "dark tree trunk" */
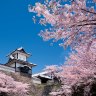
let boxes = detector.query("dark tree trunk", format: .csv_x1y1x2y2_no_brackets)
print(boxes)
0,92,8,96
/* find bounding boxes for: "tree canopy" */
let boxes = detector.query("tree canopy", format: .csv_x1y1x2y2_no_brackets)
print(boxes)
29,0,96,49
29,0,96,95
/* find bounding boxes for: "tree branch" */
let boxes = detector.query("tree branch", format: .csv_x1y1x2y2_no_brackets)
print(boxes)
81,9,96,15
69,19,96,28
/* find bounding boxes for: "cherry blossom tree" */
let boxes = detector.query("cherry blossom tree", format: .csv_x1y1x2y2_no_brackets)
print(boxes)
0,72,29,96
44,65,58,74
29,0,96,49
49,41,96,95
29,0,96,95
43,65,62,83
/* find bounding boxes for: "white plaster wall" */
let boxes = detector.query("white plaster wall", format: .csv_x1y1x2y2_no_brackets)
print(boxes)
10,63,24,68
16,63,24,67
14,54,18,59
18,54,26,61
0,65,15,73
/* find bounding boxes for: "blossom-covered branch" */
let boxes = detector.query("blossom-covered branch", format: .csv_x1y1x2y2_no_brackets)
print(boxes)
49,41,96,95
29,0,96,48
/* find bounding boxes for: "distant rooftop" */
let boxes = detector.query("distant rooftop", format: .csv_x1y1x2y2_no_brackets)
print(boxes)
32,71,52,79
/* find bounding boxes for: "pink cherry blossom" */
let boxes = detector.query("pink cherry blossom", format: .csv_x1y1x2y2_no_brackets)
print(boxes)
48,42,96,95
29,0,96,49
0,72,29,96
29,0,96,95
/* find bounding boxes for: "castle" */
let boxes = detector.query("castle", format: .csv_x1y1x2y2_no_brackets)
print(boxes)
0,47,52,84
5,47,36,76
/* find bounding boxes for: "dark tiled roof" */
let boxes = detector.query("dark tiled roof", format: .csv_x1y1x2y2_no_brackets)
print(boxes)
17,47,29,54
7,47,31,57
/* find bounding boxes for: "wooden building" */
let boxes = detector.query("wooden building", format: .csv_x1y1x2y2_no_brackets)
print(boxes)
5,47,36,76
32,71,52,84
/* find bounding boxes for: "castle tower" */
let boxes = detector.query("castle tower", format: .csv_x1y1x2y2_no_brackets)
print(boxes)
5,47,36,76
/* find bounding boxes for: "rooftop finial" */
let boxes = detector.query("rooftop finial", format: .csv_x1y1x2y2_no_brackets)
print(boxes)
17,47,23,50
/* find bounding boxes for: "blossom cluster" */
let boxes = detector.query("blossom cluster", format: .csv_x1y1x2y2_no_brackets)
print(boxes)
29,0,96,48
0,72,28,96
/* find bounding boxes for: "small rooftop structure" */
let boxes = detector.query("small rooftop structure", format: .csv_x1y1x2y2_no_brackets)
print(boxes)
32,71,52,83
